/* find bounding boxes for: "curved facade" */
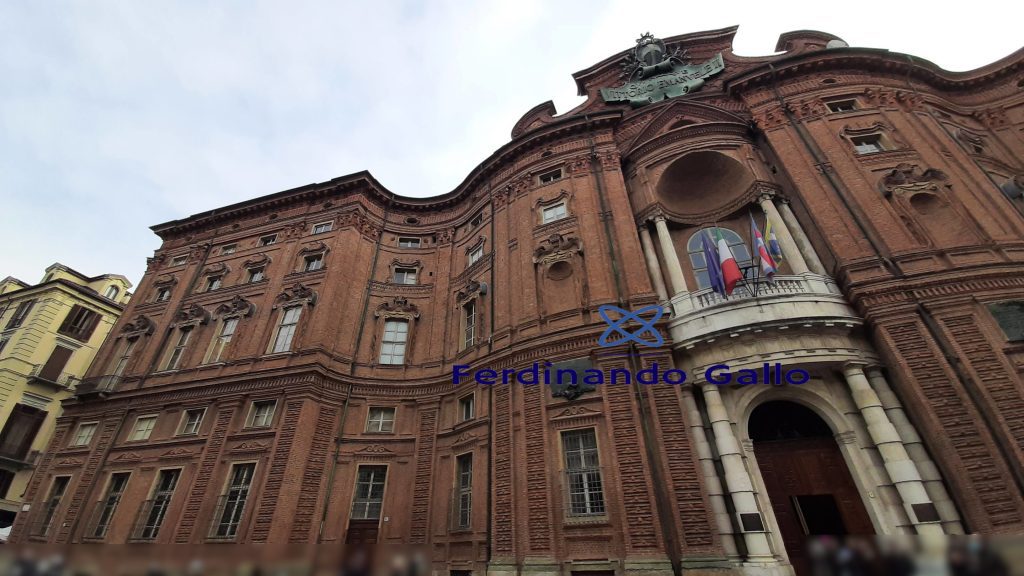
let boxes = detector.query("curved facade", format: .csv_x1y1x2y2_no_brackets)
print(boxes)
10,27,1024,576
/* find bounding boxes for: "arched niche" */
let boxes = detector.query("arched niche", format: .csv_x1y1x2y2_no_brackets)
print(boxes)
655,151,755,216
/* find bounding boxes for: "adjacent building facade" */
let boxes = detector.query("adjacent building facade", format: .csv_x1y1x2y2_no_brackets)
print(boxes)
10,27,1024,576
0,264,130,536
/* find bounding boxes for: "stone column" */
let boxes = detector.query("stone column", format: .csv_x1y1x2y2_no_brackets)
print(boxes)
638,223,669,301
681,387,739,559
843,363,945,535
653,215,689,295
777,200,827,275
866,367,965,534
758,194,808,275
700,385,776,561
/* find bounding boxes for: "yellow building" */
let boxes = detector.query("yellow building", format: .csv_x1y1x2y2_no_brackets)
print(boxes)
0,263,130,538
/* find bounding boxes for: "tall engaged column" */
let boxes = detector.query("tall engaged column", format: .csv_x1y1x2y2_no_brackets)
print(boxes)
681,387,739,559
758,194,808,274
843,363,945,535
866,367,965,534
700,385,776,561
638,223,669,301
653,215,689,295
777,200,826,275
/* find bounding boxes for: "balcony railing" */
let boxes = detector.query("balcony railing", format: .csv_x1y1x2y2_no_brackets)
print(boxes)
75,375,122,398
27,366,80,390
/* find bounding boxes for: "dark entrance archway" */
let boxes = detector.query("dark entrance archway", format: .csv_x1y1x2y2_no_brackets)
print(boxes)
750,401,875,575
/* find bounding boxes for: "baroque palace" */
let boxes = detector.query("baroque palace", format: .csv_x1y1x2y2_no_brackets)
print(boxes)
10,27,1024,576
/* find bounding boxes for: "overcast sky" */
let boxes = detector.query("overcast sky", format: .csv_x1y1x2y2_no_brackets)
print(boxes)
1,1,1019,289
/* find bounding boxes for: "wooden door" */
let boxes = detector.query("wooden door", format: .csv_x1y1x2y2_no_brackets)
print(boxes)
755,436,874,575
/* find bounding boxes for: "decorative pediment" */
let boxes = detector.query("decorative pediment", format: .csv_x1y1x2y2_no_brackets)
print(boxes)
120,314,156,336
276,283,317,308
534,189,571,209
215,295,256,318
456,280,484,302
160,447,195,459
375,297,420,319
54,457,85,468
453,432,477,446
202,262,229,276
511,100,556,138
243,254,270,269
153,274,178,288
112,452,142,462
464,236,486,255
229,440,270,453
356,444,393,454
533,233,583,265
879,163,949,197
390,258,422,270
554,405,600,418
173,303,211,327
298,241,329,256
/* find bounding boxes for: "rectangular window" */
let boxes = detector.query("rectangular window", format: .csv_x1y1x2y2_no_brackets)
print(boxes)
470,213,483,228
164,328,192,370
37,345,74,383
170,255,188,266
539,168,563,184
366,407,396,433
459,395,475,422
0,404,46,460
248,400,276,428
312,221,333,234
179,408,205,436
221,244,237,255
90,472,130,539
210,463,256,539
0,336,8,357
6,300,35,330
33,476,70,536
58,305,101,341
826,99,857,113
379,320,409,365
247,267,265,283
562,429,605,516
398,237,421,248
542,202,567,224
134,469,180,540
111,338,137,377
259,234,277,246
206,276,222,291
129,415,157,441
393,267,417,285
271,307,301,353
468,246,484,266
463,301,476,349
351,465,387,520
304,254,324,272
72,422,98,447
206,317,238,364
155,287,171,302
851,134,885,154
455,453,472,529
0,470,13,500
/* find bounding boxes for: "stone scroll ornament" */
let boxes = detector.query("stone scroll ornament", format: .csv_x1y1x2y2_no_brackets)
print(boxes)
600,33,724,107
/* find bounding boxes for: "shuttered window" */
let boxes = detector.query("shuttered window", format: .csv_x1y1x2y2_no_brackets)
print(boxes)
58,305,101,342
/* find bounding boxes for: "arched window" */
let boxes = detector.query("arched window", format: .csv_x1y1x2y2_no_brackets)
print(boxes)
686,228,752,290
104,286,119,300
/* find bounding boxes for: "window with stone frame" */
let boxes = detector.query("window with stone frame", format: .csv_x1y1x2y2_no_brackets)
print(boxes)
366,407,396,433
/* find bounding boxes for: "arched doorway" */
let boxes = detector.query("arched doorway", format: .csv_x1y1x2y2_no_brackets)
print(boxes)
749,401,874,575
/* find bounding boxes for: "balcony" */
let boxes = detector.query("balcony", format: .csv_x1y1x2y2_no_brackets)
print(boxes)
75,375,122,399
27,366,80,391
668,274,861,350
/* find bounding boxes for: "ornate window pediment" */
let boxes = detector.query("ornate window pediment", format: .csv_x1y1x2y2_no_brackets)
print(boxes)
533,233,582,265
173,304,211,328
215,295,256,319
879,163,949,197
298,241,329,257
456,280,485,303
374,297,420,320
275,283,317,308
120,314,156,337
202,262,229,277
243,254,270,268
153,274,178,288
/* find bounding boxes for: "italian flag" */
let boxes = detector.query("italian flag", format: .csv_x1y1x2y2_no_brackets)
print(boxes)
715,227,743,295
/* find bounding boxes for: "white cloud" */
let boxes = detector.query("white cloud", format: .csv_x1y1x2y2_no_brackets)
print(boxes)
0,0,1017,286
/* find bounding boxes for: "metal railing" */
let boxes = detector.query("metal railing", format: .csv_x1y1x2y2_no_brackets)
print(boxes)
561,467,607,519
673,273,844,316
207,493,249,540
129,498,169,541
75,375,122,397
27,365,80,389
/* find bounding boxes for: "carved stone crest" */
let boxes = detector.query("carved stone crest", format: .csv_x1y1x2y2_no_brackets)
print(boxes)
375,297,420,319
276,283,317,308
533,233,582,265
879,163,949,197
215,295,256,318
120,314,156,336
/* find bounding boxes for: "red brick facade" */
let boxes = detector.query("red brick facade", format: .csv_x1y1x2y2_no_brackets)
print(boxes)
11,27,1024,576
